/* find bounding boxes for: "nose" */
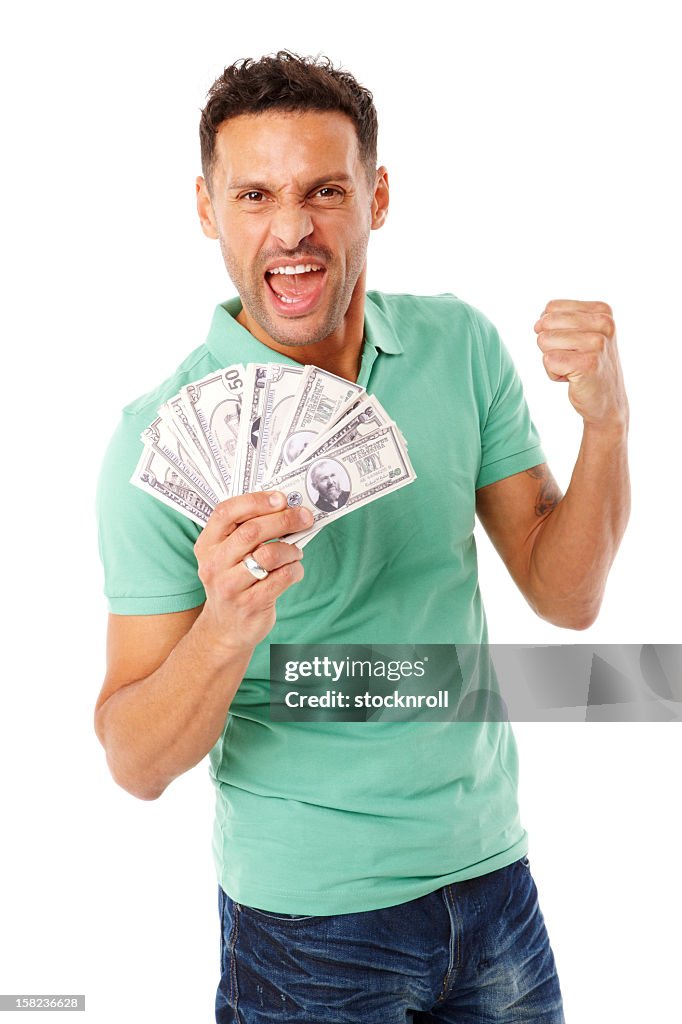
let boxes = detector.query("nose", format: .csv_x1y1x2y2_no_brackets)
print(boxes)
269,201,314,251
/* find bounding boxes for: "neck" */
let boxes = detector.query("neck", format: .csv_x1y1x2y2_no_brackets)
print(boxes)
236,276,366,383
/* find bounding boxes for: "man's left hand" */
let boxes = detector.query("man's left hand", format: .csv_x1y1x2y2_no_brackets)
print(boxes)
534,299,628,431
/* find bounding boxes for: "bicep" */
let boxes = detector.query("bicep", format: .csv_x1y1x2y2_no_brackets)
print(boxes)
475,464,562,596
94,606,204,738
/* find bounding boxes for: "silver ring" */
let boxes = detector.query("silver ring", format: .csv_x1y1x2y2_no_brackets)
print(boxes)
242,554,269,581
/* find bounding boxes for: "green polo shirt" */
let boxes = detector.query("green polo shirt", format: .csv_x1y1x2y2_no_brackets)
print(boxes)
97,291,545,914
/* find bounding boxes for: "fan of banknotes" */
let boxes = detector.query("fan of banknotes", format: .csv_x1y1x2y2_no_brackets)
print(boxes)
131,362,416,547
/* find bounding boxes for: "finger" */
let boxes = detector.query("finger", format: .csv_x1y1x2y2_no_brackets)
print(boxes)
226,505,314,564
198,530,307,601
539,299,613,317
196,491,288,552
246,558,305,602
534,310,615,336
237,541,304,590
543,349,599,379
536,329,607,354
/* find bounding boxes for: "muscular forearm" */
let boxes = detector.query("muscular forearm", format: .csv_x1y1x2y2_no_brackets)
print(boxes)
97,614,253,801
529,423,630,628
96,493,310,801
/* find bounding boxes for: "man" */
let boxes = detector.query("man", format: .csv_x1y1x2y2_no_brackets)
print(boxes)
95,52,629,1023
310,459,350,511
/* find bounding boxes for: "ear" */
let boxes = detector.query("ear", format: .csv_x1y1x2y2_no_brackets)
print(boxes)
196,176,219,240
370,166,389,230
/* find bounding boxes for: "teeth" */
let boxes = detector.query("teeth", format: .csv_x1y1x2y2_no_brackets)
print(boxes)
267,264,323,275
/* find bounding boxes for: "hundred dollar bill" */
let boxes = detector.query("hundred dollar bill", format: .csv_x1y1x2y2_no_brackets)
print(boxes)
130,445,214,527
266,365,365,477
263,423,417,546
232,363,304,496
179,364,245,495
140,415,221,504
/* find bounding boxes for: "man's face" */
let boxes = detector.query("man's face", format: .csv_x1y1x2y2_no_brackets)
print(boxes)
196,110,388,349
314,463,341,501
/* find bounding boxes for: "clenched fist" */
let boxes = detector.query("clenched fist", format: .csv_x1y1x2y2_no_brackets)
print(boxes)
534,299,628,432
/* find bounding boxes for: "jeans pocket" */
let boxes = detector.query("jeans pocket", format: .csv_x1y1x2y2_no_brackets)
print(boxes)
241,904,319,923
218,886,229,974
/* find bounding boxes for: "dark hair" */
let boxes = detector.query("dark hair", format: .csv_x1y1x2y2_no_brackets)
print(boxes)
199,51,378,189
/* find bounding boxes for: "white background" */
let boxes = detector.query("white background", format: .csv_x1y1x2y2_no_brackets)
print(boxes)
1,1,680,1021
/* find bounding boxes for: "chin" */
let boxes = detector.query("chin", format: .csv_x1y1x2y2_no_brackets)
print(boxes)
240,285,345,349
270,315,340,348
273,331,328,349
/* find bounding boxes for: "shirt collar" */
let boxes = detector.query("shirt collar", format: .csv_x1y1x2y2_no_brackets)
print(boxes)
363,291,404,355
205,297,300,367
204,291,404,368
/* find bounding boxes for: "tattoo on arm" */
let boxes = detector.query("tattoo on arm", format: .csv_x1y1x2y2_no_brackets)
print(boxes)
527,465,562,517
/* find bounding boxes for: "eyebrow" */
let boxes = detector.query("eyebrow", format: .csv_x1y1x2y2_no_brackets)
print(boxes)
226,173,354,192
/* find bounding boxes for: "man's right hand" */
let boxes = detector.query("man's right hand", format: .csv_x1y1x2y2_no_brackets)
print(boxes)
194,490,312,655
94,490,313,800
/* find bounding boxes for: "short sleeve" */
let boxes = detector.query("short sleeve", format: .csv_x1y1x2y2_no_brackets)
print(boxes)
469,306,546,489
96,410,206,615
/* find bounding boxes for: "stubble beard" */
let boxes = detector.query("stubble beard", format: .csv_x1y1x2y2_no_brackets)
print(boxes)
219,231,370,348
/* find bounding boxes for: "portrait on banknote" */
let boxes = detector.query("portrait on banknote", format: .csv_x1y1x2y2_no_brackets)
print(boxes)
308,459,351,512
282,431,316,465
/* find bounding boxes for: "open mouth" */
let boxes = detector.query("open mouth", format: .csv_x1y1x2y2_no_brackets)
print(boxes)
264,263,327,314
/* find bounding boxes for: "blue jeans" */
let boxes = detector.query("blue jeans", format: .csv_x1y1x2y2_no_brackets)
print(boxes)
216,856,565,1022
